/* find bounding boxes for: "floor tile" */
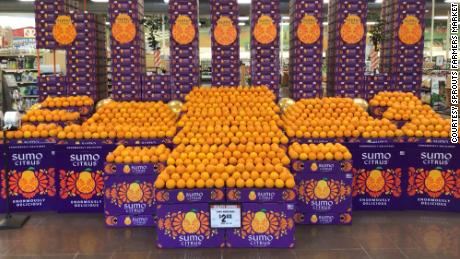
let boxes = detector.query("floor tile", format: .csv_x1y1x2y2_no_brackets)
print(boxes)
366,249,407,259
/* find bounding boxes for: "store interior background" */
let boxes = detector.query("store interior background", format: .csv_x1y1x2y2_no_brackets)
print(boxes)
0,0,454,112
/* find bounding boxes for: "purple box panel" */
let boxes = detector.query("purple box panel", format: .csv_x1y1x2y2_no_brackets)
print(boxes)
55,140,115,213
105,213,155,228
104,163,164,176
226,203,295,248
293,211,352,225
0,152,6,213
104,174,156,215
226,188,296,203
155,189,225,204
406,143,460,212
7,139,57,212
346,143,407,210
156,203,226,248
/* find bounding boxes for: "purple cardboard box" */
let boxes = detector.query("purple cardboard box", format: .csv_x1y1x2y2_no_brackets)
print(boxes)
0,164,5,213
104,174,156,215
226,188,296,203
406,143,460,212
104,163,165,176
293,210,352,225
226,203,295,248
105,213,155,228
55,140,115,213
155,189,225,204
7,139,57,212
156,203,226,248
347,143,406,210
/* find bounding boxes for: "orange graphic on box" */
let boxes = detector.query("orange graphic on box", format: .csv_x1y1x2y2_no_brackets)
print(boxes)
112,13,136,44
105,181,154,206
407,168,459,199
253,15,277,45
352,168,402,198
340,14,364,44
297,14,321,44
398,15,423,45
59,170,104,200
236,209,294,239
214,16,237,46
172,15,196,45
157,210,217,239
52,15,77,45
297,178,351,204
9,168,56,199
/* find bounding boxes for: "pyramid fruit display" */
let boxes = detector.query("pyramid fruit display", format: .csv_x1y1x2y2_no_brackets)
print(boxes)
56,101,177,140
41,96,94,108
106,144,171,164
22,109,80,123
155,86,295,189
282,98,402,139
288,142,352,161
4,123,62,139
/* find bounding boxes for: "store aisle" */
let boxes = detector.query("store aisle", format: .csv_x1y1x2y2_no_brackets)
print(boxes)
0,211,458,259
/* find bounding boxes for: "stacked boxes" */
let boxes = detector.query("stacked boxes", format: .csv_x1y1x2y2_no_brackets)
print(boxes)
56,139,115,213
104,162,160,227
406,143,460,212
326,0,367,98
156,189,226,248
380,0,425,95
210,0,240,87
141,74,171,101
225,189,296,248
7,139,57,212
347,143,406,210
289,0,323,100
169,0,200,100
38,74,67,100
66,13,108,101
250,0,281,94
109,0,146,101
364,73,394,100
34,0,80,49
291,159,353,225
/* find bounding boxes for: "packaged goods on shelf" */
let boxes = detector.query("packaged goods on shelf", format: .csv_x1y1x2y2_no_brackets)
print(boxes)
141,74,171,102
250,0,281,93
210,0,240,87
104,145,170,227
289,0,323,100
289,142,353,225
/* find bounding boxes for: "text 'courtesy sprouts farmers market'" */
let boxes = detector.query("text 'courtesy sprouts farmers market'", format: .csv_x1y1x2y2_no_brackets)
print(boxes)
0,0,458,250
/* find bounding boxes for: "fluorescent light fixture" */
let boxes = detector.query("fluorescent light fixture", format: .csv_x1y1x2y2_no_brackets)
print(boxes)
238,22,246,26
164,0,169,3
445,0,459,3
237,0,251,4
280,22,289,26
375,0,383,3
322,22,328,25
367,21,377,25
18,0,35,2
105,21,110,25
92,0,109,2
434,16,449,20
238,16,249,21
323,0,329,3
282,17,290,20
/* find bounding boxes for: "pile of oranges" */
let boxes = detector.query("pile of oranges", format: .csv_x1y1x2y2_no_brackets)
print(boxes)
283,98,399,139
4,123,62,139
174,87,286,145
22,109,80,123
41,96,94,108
402,115,451,138
56,101,177,140
106,145,171,164
369,91,420,107
155,144,295,189
288,142,352,161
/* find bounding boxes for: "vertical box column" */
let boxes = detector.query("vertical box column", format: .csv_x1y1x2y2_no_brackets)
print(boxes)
169,0,200,101
289,0,323,100
250,0,281,95
389,0,425,95
210,0,240,87
109,0,145,101
326,0,367,98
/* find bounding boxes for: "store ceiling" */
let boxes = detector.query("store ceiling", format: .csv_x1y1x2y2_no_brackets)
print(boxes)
0,0,452,16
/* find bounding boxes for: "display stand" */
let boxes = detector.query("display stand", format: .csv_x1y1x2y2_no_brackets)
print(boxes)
0,128,30,230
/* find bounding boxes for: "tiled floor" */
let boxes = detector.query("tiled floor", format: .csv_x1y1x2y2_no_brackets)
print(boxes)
0,211,459,259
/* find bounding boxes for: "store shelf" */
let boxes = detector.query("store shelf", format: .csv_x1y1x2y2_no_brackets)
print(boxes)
2,69,38,73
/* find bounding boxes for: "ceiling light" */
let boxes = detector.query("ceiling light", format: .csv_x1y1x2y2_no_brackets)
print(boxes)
238,16,249,21
92,0,109,2
434,16,449,20
237,0,251,4
238,22,246,26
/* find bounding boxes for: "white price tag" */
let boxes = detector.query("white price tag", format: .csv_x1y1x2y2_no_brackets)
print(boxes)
210,204,241,228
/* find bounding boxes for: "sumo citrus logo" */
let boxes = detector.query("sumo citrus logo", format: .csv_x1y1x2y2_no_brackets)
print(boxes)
366,170,386,193
254,15,277,44
12,153,43,166
421,152,452,166
298,178,350,206
18,169,39,193
353,167,402,198
214,16,237,46
52,15,76,45
9,168,56,199
112,13,136,44
249,191,257,201
297,14,321,44
70,153,100,167
310,162,318,172
75,171,96,194
251,211,270,234
314,180,331,199
177,191,185,202
105,181,154,210
425,169,445,194
398,15,423,45
126,182,143,202
123,165,131,174
172,15,196,45
407,167,458,199
340,14,364,44
182,211,201,234
60,169,103,200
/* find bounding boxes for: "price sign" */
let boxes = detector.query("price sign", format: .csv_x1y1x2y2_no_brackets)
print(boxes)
210,204,241,228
